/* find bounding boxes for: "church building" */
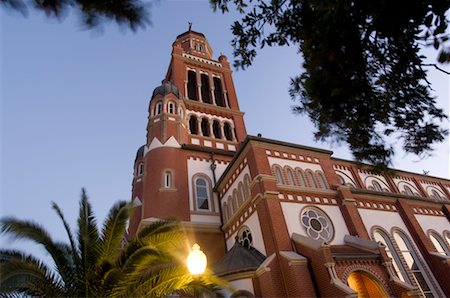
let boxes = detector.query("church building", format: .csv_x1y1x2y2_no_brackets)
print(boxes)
128,29,450,297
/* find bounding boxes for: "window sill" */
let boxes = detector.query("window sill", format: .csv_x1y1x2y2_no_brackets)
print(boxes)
159,187,178,192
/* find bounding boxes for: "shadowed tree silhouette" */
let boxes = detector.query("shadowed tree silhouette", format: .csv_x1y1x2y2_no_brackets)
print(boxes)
211,0,449,169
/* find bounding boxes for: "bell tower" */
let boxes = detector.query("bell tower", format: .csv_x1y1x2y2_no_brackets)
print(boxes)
129,29,247,264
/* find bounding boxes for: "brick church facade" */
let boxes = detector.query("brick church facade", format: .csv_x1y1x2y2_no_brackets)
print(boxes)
128,29,450,297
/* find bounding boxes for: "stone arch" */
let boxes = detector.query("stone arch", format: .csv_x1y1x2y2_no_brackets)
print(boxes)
272,165,284,184
315,170,328,188
342,266,391,298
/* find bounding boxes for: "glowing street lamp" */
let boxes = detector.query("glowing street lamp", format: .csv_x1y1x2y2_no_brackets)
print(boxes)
187,243,207,275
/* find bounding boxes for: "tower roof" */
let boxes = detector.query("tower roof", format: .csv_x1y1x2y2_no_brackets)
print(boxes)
151,80,180,99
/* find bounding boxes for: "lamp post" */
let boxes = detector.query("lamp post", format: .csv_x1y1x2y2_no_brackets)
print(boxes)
187,243,207,275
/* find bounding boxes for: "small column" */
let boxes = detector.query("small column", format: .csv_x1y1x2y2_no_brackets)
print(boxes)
197,72,202,102
219,122,226,140
230,123,237,142
210,76,217,106
184,80,188,99
197,117,203,136
224,91,229,108
208,119,214,138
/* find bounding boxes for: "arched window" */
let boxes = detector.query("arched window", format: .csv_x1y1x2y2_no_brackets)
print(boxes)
338,175,346,185
213,76,225,107
372,180,383,192
212,120,221,138
403,185,414,196
237,183,244,206
306,170,318,188
243,175,251,198
224,122,233,141
373,230,409,282
300,207,334,242
201,118,210,137
430,189,443,201
155,102,163,115
445,231,450,247
274,166,284,184
347,271,389,298
189,116,198,134
229,194,237,214
296,169,307,187
163,171,172,188
187,70,198,100
393,231,434,297
233,189,240,209
168,102,175,114
429,231,449,256
200,73,211,104
195,177,210,211
137,163,144,176
238,226,253,249
316,171,328,189
222,202,228,222
286,168,295,185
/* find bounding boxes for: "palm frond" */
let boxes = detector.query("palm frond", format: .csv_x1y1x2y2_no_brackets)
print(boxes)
52,201,80,266
0,249,65,297
77,188,100,297
98,200,131,261
0,217,75,286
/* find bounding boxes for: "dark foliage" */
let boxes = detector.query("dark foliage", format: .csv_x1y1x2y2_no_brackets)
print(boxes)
211,0,449,168
0,0,151,31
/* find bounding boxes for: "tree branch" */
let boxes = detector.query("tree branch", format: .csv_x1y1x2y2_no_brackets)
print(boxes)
422,63,450,75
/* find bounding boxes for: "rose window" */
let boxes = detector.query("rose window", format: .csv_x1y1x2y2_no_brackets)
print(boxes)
300,207,334,242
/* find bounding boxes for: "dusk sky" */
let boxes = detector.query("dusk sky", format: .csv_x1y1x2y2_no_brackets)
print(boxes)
1,1,449,258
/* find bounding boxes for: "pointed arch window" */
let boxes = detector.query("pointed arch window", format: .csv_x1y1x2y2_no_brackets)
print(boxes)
187,70,198,100
393,231,434,297
200,73,211,103
195,177,211,211
373,230,409,283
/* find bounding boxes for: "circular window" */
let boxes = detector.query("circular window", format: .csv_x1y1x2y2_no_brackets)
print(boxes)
238,227,253,249
300,207,334,242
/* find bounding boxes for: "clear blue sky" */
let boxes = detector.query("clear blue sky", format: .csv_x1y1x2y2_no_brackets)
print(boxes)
1,1,449,257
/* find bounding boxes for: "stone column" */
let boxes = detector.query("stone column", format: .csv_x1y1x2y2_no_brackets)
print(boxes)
230,123,237,141
219,122,226,140
197,117,203,136
208,119,214,138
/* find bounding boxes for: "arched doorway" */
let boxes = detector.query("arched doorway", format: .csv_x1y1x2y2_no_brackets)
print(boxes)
347,270,389,298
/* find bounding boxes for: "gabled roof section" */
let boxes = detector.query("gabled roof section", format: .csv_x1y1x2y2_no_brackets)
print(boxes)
214,241,266,277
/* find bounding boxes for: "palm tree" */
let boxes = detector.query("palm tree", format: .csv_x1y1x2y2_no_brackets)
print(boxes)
0,189,226,297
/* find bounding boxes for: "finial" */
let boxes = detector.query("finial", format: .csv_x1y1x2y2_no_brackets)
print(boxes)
188,22,192,32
